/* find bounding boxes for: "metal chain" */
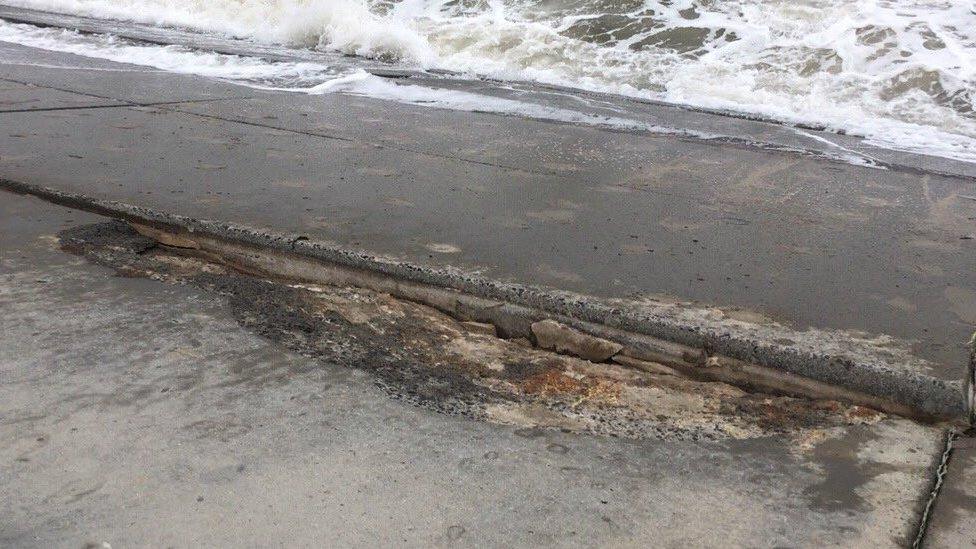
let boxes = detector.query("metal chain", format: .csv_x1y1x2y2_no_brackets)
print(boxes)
911,428,959,549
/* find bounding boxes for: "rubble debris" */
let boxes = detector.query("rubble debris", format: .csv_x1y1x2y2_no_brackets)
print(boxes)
130,222,200,249
612,354,678,376
531,319,623,362
58,220,891,442
461,321,497,337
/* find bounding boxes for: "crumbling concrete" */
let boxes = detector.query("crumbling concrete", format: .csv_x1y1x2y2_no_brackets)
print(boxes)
530,319,623,362
59,218,905,442
0,164,949,549
1,179,965,421
0,36,972,419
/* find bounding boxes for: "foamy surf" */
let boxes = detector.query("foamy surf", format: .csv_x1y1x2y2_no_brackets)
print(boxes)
0,20,356,85
1,0,974,163
0,22,704,137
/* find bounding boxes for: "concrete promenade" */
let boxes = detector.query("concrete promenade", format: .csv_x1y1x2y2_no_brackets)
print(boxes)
1,8,976,546
1,37,975,384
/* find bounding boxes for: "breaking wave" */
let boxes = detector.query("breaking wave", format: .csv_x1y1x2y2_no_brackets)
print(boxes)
4,0,976,161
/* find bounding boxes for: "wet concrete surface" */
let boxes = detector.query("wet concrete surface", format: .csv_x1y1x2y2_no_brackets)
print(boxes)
0,41,974,383
0,40,249,105
0,80,124,112
0,179,951,548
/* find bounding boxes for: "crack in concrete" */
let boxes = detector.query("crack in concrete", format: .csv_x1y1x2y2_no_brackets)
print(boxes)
0,99,227,114
156,104,566,177
0,75,251,111
911,428,963,548
0,179,965,420
0,72,566,177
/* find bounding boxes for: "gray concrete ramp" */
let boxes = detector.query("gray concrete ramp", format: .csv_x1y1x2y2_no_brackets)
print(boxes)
1,20,974,544
0,40,974,384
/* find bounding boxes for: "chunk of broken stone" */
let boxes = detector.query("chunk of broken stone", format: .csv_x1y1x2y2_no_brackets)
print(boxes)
461,321,497,337
612,354,678,376
530,319,623,362
130,222,199,249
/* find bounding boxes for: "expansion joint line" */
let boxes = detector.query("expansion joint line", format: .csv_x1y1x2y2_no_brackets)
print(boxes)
912,428,960,549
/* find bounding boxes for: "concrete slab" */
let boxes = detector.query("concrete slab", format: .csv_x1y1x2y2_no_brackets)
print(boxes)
925,433,976,548
0,46,973,382
0,189,948,548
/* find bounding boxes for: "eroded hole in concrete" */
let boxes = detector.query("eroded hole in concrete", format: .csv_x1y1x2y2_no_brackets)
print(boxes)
59,221,888,442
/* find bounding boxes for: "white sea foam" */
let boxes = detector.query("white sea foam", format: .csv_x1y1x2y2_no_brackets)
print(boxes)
0,20,351,85
0,21,683,133
2,0,975,162
0,20,893,169
300,69,678,132
2,0,437,60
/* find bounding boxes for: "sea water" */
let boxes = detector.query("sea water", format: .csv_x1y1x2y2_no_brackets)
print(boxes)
2,0,974,162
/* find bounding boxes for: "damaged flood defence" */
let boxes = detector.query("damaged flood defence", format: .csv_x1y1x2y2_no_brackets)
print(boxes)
3,178,968,424
59,220,934,442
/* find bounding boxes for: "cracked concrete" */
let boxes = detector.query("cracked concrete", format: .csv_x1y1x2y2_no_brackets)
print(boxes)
0,163,949,549
1,11,975,544
923,431,976,547
58,218,902,442
2,180,965,419
0,40,973,395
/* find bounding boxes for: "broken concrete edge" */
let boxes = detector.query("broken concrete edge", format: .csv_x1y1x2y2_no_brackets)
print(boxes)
1,178,966,421
531,319,624,362
125,226,956,424
121,224,934,422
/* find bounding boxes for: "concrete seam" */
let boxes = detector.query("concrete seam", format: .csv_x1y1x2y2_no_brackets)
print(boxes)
155,104,566,177
0,71,566,177
0,102,203,114
0,75,250,109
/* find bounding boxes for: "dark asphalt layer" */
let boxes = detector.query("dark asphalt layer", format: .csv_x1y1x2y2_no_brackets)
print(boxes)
1,37,975,381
